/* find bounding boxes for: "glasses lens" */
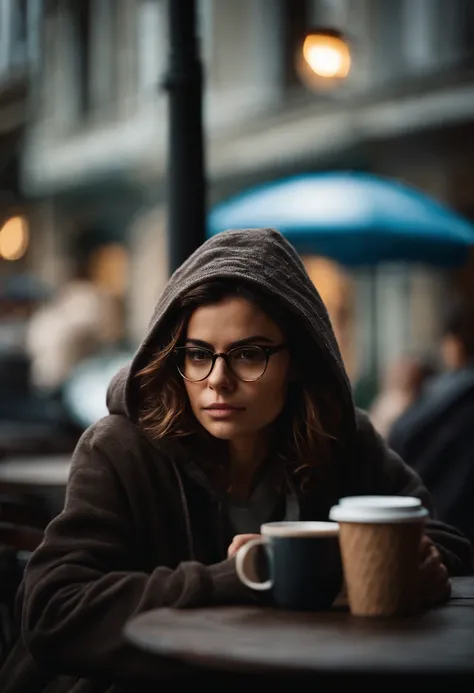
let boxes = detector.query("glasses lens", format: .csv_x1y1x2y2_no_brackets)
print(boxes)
228,346,267,381
179,348,213,381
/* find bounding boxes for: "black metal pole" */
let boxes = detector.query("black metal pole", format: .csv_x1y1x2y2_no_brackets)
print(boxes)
163,0,206,275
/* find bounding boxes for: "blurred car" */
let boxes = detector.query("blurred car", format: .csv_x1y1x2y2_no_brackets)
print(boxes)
62,348,133,430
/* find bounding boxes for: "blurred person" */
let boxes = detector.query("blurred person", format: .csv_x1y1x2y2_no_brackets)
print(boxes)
388,298,474,545
369,354,438,439
25,261,122,395
1,229,471,692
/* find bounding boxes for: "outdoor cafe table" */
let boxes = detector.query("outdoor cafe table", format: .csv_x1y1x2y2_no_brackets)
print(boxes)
0,455,71,488
0,454,71,515
124,576,474,687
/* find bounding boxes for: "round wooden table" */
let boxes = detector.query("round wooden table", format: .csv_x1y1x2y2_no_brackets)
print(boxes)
125,577,474,686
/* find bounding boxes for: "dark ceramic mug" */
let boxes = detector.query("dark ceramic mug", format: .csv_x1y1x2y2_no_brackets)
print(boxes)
235,521,342,611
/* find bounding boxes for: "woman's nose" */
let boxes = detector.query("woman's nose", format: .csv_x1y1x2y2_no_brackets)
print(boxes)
207,356,234,389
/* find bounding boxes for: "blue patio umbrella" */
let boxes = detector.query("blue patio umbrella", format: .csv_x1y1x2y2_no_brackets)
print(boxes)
207,172,474,267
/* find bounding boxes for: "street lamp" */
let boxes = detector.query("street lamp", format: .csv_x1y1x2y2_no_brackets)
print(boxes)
297,28,352,91
163,0,206,275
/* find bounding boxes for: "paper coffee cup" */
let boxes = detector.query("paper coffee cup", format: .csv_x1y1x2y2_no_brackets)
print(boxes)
329,496,428,617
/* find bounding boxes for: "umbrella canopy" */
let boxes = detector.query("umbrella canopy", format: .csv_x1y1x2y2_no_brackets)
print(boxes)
207,172,474,267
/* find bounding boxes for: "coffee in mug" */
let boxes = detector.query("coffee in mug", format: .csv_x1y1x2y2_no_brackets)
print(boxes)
235,521,342,611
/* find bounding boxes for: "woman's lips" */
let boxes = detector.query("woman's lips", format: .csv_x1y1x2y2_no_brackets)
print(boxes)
204,405,245,419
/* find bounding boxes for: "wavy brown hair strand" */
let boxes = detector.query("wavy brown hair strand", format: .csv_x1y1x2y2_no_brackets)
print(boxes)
137,316,195,439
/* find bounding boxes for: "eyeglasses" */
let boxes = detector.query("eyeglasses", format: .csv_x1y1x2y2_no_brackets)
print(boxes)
174,344,287,382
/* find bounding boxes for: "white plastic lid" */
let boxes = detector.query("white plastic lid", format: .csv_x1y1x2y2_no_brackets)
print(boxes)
329,495,429,524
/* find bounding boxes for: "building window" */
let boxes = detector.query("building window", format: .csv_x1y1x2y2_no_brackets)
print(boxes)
69,0,92,118
69,0,123,122
456,0,474,68
0,0,42,76
198,0,213,68
90,0,120,115
281,0,310,91
377,0,474,83
137,0,166,96
11,0,28,66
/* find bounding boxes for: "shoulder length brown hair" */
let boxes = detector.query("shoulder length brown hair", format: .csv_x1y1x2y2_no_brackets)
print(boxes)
137,279,343,486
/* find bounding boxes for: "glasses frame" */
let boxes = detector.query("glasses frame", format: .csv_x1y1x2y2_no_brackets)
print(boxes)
174,344,287,382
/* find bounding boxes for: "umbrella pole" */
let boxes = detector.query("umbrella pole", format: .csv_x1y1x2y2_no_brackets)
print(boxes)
369,265,380,403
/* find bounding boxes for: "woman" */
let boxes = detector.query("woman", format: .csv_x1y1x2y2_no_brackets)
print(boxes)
1,228,472,693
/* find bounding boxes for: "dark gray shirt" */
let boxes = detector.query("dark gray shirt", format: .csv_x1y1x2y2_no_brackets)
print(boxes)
226,472,299,534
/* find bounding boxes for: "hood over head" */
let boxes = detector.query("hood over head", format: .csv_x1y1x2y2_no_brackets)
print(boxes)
107,228,356,440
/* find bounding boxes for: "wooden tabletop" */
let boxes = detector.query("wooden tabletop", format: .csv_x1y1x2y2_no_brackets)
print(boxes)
124,577,474,679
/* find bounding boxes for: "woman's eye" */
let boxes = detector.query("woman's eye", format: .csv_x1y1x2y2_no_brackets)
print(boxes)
188,350,210,361
236,348,259,360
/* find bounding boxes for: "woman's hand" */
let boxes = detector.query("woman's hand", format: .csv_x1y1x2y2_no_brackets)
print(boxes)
419,534,451,607
227,534,261,558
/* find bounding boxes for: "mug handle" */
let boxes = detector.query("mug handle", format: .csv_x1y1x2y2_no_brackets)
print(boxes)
235,537,273,591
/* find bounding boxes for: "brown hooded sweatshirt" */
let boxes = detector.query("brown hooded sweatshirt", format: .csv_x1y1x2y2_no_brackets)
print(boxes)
1,228,472,692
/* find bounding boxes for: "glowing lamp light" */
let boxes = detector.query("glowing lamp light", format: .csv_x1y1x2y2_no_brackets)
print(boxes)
298,29,352,90
0,216,30,261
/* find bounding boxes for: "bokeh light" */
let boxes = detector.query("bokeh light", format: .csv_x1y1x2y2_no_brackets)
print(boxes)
0,216,30,261
302,32,351,80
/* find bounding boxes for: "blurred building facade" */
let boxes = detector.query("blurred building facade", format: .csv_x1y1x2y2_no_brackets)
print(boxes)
1,0,474,388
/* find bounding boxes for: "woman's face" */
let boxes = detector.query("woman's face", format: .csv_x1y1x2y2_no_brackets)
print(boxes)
182,296,292,443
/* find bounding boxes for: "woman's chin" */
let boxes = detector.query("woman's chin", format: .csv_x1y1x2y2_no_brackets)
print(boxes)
203,421,244,440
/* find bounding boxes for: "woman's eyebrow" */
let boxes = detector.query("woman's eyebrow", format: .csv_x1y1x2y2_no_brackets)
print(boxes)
184,338,213,349
229,336,274,348
185,335,275,349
